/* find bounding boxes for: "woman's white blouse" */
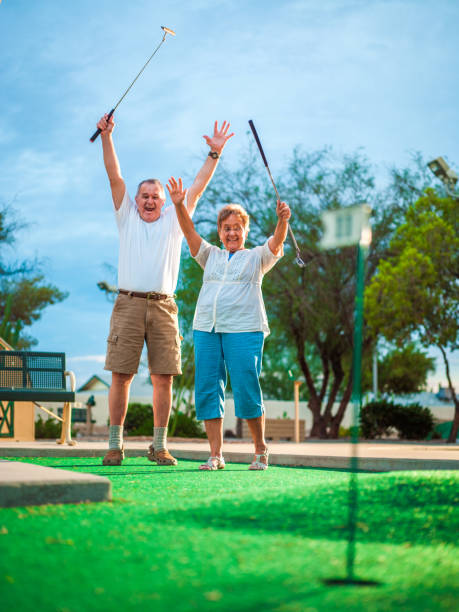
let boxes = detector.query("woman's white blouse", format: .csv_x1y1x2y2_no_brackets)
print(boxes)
192,238,282,336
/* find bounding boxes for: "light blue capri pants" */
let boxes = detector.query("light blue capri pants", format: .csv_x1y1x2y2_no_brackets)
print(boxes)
193,329,265,420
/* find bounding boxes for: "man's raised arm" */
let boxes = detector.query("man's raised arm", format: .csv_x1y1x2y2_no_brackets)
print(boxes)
186,121,234,214
97,114,126,210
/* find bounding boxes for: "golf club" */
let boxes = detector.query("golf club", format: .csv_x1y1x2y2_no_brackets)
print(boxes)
90,26,176,142
248,120,305,267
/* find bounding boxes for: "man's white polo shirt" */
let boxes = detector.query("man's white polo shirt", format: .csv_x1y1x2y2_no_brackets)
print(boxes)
116,190,184,294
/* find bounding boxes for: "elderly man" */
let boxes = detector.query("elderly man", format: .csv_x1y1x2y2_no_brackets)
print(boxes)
97,113,233,466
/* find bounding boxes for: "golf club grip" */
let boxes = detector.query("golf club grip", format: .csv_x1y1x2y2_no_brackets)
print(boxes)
248,120,269,168
90,108,115,142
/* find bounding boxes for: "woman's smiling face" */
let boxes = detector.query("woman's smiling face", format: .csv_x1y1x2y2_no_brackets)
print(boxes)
218,213,248,253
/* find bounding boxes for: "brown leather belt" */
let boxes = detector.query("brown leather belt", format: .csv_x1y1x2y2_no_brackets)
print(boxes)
118,289,175,300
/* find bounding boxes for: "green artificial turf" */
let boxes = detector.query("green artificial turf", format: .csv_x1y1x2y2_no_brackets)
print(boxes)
0,457,458,612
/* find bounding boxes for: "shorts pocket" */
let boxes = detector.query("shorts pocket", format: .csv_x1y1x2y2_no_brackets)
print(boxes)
163,300,178,315
107,333,118,344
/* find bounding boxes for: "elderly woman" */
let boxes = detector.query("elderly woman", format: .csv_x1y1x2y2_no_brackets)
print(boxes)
166,177,291,470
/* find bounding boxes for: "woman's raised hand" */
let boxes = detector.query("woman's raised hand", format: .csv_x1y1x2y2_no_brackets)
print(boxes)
203,121,234,154
276,200,291,221
166,177,188,206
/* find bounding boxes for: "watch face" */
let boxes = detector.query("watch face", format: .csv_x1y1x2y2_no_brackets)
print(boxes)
209,151,219,159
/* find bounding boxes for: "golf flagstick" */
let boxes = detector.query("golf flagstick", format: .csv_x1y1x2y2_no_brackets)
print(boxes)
248,120,305,267
90,26,176,142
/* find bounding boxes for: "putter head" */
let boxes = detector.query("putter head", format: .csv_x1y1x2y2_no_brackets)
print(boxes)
295,255,306,268
161,26,176,36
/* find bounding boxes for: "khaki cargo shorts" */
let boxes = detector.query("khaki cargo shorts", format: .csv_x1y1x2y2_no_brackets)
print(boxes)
104,293,182,375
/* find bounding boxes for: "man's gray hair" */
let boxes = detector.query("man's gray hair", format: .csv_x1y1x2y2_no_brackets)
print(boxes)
136,178,165,196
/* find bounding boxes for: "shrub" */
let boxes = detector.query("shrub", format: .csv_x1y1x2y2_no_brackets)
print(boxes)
169,410,206,438
35,415,76,439
124,403,205,438
393,402,434,440
338,426,361,438
124,403,153,435
360,400,399,439
360,399,434,440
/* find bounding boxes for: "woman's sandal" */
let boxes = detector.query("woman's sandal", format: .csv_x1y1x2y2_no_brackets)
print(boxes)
199,456,226,471
249,448,269,471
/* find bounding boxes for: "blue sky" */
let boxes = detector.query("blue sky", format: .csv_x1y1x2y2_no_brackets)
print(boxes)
1,0,458,389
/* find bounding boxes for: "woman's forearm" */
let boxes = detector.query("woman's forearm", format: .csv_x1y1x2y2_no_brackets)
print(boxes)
269,218,288,255
175,201,202,256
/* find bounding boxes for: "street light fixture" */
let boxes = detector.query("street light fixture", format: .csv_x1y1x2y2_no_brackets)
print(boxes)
427,157,459,199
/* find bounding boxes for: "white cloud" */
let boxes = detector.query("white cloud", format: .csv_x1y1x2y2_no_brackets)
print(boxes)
68,355,106,363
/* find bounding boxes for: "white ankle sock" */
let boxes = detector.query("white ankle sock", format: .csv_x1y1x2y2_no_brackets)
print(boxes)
109,425,123,450
153,426,167,451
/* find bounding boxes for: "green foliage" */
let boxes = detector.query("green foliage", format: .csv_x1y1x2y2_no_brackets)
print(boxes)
365,189,459,441
0,204,67,348
124,402,205,438
0,294,22,348
366,189,458,350
360,399,399,438
260,339,316,400
168,410,206,438
362,342,435,394
123,403,153,435
176,248,203,343
35,415,76,439
338,426,354,438
394,402,435,440
361,399,434,440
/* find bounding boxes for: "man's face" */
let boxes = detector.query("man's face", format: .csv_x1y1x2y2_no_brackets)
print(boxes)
135,182,166,223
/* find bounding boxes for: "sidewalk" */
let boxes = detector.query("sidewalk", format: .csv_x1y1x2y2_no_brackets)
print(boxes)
1,438,458,472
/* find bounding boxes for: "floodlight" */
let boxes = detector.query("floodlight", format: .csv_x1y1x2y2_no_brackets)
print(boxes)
427,157,458,187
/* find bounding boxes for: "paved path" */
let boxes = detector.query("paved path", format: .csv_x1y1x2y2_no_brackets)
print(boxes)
1,439,458,471
0,459,111,508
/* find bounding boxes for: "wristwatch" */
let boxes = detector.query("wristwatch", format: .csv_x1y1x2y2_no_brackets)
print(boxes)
208,151,219,159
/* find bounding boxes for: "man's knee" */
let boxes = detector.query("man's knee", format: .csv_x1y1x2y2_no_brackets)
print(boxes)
150,374,173,388
112,372,135,388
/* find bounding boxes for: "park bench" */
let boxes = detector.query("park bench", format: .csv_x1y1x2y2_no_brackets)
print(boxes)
240,418,306,441
0,350,76,445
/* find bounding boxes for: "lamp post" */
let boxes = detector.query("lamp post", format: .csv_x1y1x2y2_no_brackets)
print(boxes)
372,346,378,398
427,157,459,200
288,369,303,443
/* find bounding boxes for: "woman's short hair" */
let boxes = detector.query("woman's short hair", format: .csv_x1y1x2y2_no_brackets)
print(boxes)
217,204,250,230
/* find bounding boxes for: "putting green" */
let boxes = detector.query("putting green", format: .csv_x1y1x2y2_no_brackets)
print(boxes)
0,457,458,611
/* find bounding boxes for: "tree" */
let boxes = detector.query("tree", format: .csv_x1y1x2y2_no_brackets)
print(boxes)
0,203,67,348
361,342,436,395
260,340,321,401
190,142,434,438
365,190,459,442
